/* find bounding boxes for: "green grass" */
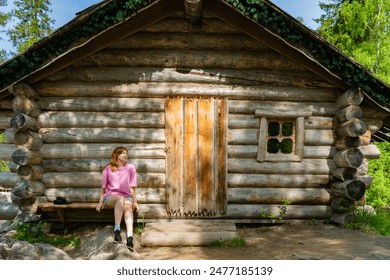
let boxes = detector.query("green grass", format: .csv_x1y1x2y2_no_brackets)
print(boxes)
345,208,390,236
13,220,80,247
208,237,246,248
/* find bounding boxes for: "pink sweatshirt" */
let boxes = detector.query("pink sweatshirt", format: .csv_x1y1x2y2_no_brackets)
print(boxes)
102,163,137,198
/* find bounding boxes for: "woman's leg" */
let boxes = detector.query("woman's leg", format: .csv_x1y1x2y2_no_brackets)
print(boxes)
123,198,134,237
105,195,125,231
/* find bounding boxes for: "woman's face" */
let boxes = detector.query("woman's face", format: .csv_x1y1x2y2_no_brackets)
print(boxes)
117,150,128,163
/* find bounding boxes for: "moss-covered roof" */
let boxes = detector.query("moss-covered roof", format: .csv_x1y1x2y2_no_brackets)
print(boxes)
0,0,389,111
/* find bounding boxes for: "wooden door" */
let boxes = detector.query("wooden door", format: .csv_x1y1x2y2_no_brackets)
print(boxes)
165,97,227,217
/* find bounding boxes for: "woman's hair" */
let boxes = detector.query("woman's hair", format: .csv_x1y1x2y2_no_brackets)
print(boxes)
108,146,128,172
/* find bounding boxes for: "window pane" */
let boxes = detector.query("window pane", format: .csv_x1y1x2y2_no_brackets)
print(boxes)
268,122,279,136
282,122,293,136
267,139,279,153
280,139,293,154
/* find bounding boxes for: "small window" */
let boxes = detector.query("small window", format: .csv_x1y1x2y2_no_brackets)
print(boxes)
255,109,312,162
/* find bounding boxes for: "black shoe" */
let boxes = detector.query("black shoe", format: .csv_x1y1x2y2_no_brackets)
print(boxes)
114,230,122,243
126,236,134,249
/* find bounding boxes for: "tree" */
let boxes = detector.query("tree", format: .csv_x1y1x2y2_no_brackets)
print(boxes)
0,0,10,62
8,0,55,54
315,0,390,84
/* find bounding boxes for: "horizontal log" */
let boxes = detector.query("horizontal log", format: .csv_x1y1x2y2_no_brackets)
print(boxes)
38,97,165,112
41,172,165,188
12,96,40,117
39,128,165,143
227,188,331,204
336,118,367,138
0,172,19,188
334,137,360,150
44,66,336,89
228,158,336,174
11,148,42,166
333,148,364,168
358,175,373,190
0,144,15,160
0,202,19,220
75,49,306,71
335,105,362,123
4,128,16,143
228,129,335,145
228,145,336,159
40,143,166,160
43,187,165,203
359,144,381,159
184,0,202,24
359,131,371,146
229,100,338,116
0,111,13,129
11,180,45,198
361,105,388,119
42,158,165,173
9,113,39,131
361,118,383,134
228,174,331,188
17,165,44,181
357,159,368,176
332,168,357,181
0,98,13,110
226,205,332,219
35,81,337,101
331,197,355,214
9,83,39,100
14,130,42,151
331,180,366,201
336,88,363,108
38,111,165,128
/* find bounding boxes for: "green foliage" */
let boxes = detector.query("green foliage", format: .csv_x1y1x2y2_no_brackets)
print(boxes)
208,237,246,248
0,133,9,172
13,220,80,247
367,142,390,208
346,208,390,236
0,0,10,62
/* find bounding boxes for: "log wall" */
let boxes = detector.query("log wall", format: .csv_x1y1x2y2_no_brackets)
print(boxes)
4,12,382,222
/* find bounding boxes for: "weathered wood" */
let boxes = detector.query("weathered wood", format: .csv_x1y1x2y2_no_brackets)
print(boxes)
229,100,338,116
334,137,360,150
4,128,16,143
359,144,381,159
0,202,19,220
332,168,357,181
44,66,336,89
11,148,42,166
333,148,364,168
331,180,366,201
43,187,165,203
38,111,165,128
41,172,165,188
35,81,337,101
331,197,355,213
217,99,228,215
361,104,388,119
228,158,336,174
0,172,19,188
361,118,383,134
228,129,335,145
17,165,44,181
359,131,371,146
40,143,166,159
42,158,165,173
336,118,367,138
38,97,165,112
336,88,363,108
12,96,40,117
335,105,362,123
226,205,332,219
11,180,45,198
9,83,39,100
357,159,369,176
75,49,306,71
228,174,331,188
304,116,335,130
255,109,312,118
0,111,13,129
228,145,336,159
39,128,165,143
184,0,203,25
358,175,373,190
227,188,331,204
14,130,42,151
0,98,13,110
0,144,15,160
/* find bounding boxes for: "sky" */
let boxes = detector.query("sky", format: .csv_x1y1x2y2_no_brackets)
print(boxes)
1,0,327,53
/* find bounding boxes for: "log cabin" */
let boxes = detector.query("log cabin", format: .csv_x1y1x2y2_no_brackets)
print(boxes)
0,0,390,226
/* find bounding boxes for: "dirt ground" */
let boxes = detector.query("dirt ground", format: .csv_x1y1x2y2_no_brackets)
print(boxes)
67,222,390,260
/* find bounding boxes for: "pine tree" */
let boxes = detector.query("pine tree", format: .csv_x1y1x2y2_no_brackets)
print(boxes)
0,0,10,62
8,0,55,54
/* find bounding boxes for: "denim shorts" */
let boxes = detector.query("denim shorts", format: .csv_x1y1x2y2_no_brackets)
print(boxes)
103,195,133,207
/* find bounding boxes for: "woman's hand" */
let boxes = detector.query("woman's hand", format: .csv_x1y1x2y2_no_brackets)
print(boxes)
96,202,103,212
132,202,139,212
